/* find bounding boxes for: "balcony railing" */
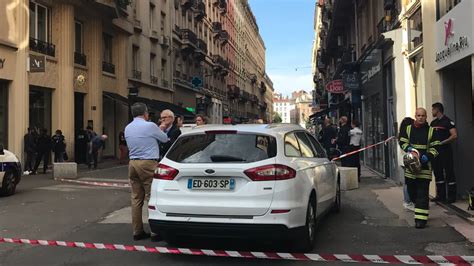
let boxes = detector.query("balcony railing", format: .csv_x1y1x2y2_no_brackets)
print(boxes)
212,22,223,33
151,75,158,84
30,38,55,57
132,70,142,79
162,79,169,88
249,74,257,84
218,0,227,14
197,39,208,54
219,30,229,44
259,81,267,94
227,85,240,99
181,29,198,48
194,0,206,21
102,61,115,74
74,52,87,66
181,0,195,10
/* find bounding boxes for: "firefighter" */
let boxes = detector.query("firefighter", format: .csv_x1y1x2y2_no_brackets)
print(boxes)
430,102,457,203
399,108,440,229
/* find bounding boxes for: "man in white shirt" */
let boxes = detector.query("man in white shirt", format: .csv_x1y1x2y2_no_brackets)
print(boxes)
348,119,363,181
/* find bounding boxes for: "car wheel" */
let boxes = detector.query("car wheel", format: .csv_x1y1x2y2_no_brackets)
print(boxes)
293,197,317,252
332,174,341,213
0,171,17,196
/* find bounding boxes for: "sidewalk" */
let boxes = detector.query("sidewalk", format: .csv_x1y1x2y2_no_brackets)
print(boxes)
359,166,474,243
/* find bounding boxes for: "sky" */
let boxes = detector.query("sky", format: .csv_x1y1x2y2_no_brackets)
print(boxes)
248,0,315,97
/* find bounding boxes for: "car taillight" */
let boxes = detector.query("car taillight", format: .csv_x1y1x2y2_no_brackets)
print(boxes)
154,164,179,180
244,164,296,181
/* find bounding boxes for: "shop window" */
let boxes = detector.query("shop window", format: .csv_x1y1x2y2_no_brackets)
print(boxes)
0,83,7,148
408,7,423,52
29,87,52,135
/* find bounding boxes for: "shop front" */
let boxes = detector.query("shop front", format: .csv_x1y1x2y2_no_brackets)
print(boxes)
0,80,7,147
29,86,52,134
434,0,474,198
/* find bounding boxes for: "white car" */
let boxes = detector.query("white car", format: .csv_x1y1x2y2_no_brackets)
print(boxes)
149,124,340,251
0,146,22,196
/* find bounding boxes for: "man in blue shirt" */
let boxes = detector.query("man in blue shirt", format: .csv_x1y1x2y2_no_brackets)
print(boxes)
125,102,169,241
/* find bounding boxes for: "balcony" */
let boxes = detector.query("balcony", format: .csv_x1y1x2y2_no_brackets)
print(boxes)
150,30,159,42
212,55,226,70
217,0,227,14
160,35,170,47
195,39,208,61
194,0,206,21
212,22,223,37
30,38,55,57
239,91,250,103
259,81,266,94
384,0,394,10
132,70,142,80
133,18,142,32
102,61,115,74
162,79,169,88
181,0,195,10
259,102,268,111
151,75,158,84
181,29,198,52
219,30,229,45
74,52,87,66
249,74,257,84
250,94,258,103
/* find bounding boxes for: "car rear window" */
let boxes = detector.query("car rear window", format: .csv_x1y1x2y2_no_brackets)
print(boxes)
166,133,277,163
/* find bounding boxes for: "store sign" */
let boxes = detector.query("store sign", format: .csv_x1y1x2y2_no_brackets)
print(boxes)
325,79,345,94
342,72,360,90
435,0,474,70
29,55,45,72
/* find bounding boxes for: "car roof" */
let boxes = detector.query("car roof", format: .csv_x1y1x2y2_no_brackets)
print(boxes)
179,123,306,136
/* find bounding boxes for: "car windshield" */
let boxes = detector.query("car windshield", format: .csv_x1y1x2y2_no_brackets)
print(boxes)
166,132,277,163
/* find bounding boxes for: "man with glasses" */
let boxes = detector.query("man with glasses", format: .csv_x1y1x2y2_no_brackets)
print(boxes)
125,103,169,241
158,109,182,159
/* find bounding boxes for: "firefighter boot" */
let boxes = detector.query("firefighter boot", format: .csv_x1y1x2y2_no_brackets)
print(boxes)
415,220,427,229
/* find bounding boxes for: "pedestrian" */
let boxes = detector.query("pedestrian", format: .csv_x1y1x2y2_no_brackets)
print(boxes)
195,114,208,126
86,126,97,168
32,128,52,175
347,119,363,181
399,117,415,212
399,108,440,229
51,130,66,162
23,127,37,174
430,102,458,203
88,134,108,169
125,102,169,241
118,131,128,164
318,117,337,158
159,109,182,159
336,116,351,166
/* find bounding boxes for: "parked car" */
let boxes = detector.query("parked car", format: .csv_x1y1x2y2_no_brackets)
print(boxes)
0,145,22,196
149,124,340,251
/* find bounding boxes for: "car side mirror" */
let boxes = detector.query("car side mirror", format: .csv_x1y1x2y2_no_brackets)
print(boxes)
0,144,4,155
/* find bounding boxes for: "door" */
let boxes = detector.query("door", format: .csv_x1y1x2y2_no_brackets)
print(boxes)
74,92,85,162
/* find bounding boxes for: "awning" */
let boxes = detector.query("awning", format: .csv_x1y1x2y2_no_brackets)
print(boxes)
103,91,129,106
309,99,350,122
130,96,195,119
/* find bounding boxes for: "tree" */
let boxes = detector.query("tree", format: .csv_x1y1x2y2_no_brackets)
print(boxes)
272,112,282,123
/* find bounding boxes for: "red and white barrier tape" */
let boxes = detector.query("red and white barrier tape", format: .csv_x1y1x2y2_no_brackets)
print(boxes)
56,178,130,188
332,136,397,161
1,237,473,264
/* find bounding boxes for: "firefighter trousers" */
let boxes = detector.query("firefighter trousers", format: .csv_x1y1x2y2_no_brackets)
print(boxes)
433,146,456,201
405,177,430,223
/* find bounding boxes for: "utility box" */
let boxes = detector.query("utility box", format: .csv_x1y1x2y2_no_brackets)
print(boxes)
53,163,78,179
339,167,359,191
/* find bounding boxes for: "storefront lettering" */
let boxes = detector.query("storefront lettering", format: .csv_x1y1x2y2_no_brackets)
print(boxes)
361,65,381,84
0,58,5,69
435,36,470,63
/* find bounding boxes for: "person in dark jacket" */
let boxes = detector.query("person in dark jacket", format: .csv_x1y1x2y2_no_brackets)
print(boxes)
336,116,351,166
159,109,181,159
318,117,337,158
52,129,66,162
23,127,37,173
32,128,52,174
89,134,108,169
118,131,128,164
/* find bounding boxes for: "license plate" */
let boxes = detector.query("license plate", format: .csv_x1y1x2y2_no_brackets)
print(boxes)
187,178,235,190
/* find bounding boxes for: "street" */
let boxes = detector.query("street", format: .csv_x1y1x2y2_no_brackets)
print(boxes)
1,165,472,265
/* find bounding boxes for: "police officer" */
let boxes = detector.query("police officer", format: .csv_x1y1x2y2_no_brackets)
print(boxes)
430,102,457,203
399,108,440,229
336,116,351,166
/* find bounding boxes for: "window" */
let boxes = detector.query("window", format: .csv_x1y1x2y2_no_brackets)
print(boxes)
408,7,423,51
74,21,83,54
166,133,277,163
150,4,155,29
29,1,51,42
306,133,327,158
103,33,113,63
160,12,166,34
150,53,156,76
295,132,316,158
132,45,139,71
161,59,167,80
284,133,301,157
437,0,463,20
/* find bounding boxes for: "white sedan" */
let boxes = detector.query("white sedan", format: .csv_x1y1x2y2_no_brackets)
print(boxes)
149,124,340,251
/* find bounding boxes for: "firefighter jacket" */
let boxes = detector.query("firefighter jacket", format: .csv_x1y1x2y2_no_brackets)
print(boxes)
399,122,441,180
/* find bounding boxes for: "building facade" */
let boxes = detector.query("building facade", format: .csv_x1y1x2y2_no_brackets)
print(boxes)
273,94,295,124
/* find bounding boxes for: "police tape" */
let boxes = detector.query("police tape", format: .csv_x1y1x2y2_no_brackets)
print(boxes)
1,237,473,264
56,178,130,188
331,136,397,161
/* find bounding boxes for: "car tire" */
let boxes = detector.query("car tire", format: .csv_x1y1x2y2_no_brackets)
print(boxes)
332,174,341,213
292,197,317,252
0,171,17,196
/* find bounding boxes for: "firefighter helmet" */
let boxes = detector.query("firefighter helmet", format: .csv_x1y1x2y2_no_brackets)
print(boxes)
403,149,421,174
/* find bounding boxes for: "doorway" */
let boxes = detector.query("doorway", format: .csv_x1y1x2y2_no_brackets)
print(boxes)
74,92,85,163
